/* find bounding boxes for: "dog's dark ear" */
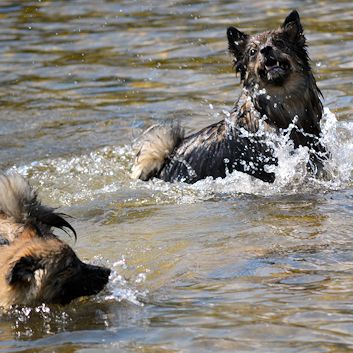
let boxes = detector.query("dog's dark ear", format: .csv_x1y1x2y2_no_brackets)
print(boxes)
227,26,248,59
6,256,39,285
281,10,304,42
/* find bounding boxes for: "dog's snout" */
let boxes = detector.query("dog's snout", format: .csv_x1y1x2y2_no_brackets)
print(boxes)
260,45,273,56
101,266,111,280
84,263,111,284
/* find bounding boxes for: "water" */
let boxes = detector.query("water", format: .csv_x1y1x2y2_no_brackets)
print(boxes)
0,0,352,352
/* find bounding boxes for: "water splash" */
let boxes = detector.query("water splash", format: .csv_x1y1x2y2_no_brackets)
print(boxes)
4,303,72,338
8,145,134,206
92,256,148,306
6,108,352,206
320,107,353,188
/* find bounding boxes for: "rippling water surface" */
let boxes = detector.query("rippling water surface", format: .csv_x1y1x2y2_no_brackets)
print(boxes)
0,1,352,352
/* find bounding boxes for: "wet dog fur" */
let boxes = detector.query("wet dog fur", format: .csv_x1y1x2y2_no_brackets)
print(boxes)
131,10,327,184
0,174,110,309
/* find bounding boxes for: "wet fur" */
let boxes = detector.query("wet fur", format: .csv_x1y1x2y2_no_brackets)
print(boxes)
0,174,110,309
131,124,185,181
132,10,327,183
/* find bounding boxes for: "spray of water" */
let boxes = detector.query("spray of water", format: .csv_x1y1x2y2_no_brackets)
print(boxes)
91,255,148,306
7,107,352,204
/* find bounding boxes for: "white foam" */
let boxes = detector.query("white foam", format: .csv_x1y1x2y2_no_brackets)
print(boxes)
6,108,352,204
100,257,148,306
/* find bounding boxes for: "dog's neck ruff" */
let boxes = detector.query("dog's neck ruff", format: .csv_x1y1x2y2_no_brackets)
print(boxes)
230,75,323,140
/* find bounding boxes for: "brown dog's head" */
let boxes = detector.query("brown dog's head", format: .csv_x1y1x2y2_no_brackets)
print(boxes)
4,238,111,306
227,10,310,88
0,174,111,308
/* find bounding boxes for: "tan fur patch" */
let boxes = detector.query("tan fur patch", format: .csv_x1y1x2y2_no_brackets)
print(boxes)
131,124,185,180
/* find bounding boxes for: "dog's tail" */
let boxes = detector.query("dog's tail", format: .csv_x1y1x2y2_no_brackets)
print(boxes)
0,174,76,238
131,123,185,181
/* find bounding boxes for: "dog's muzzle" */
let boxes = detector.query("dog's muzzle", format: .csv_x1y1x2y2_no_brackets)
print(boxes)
258,46,291,84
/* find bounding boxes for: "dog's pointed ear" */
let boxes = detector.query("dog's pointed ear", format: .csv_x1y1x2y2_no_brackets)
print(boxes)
227,26,248,59
281,10,304,42
6,256,39,285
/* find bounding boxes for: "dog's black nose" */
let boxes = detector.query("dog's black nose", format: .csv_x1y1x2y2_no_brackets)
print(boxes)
260,46,273,56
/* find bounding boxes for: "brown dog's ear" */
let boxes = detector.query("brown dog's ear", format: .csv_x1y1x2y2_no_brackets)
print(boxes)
281,10,304,42
6,256,39,285
227,26,248,59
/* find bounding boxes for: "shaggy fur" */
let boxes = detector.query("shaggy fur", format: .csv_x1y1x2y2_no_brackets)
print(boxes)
0,174,110,309
131,123,185,181
132,10,327,183
0,174,76,242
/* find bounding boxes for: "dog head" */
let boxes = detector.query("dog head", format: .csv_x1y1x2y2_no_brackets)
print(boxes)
0,174,111,308
227,10,310,88
4,238,111,306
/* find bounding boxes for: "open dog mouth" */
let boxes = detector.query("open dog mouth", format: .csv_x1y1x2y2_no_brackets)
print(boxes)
259,56,291,83
264,56,290,73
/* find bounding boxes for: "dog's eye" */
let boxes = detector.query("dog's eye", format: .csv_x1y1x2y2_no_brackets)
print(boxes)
249,48,257,56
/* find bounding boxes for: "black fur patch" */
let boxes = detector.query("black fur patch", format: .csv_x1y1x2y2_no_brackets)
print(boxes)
30,206,77,240
6,256,40,285
0,236,9,246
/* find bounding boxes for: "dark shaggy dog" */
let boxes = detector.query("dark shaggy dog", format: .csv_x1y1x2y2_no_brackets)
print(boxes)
131,10,327,184
0,174,110,309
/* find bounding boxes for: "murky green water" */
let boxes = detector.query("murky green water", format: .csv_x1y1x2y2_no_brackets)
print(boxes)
0,1,352,352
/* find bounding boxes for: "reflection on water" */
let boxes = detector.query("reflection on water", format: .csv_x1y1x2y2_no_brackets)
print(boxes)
0,0,352,352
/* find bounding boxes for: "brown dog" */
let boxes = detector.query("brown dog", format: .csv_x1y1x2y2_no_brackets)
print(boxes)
131,10,327,183
0,174,110,309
